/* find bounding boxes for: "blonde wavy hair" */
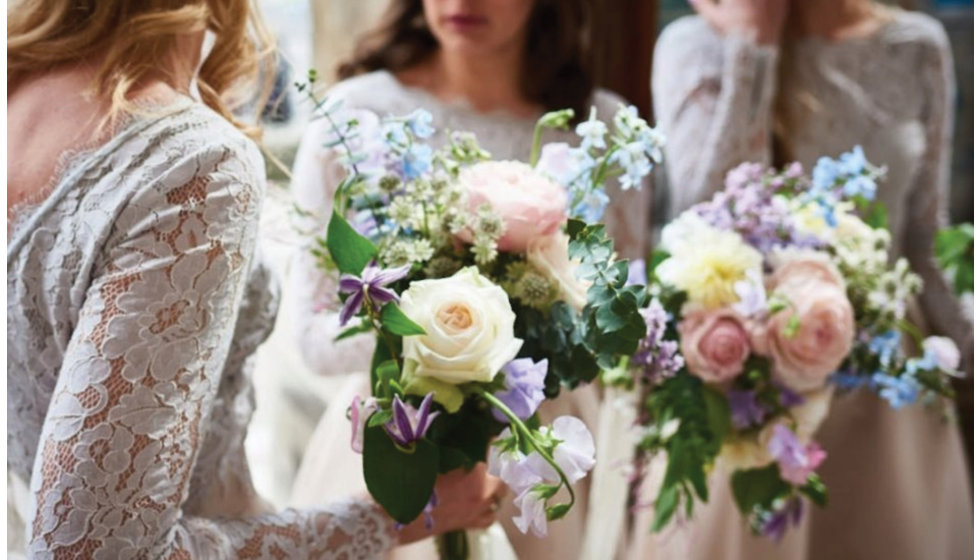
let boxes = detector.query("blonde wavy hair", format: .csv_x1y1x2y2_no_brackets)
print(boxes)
8,0,276,139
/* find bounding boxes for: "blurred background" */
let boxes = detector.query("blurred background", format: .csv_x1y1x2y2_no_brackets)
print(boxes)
246,0,975,507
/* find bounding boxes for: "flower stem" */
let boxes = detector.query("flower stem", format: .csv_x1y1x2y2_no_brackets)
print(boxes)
479,391,576,512
530,120,545,167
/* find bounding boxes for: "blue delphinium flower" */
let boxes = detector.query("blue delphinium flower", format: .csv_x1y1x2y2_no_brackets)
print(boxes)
868,330,902,367
871,372,920,409
831,371,869,390
728,389,767,430
493,358,548,423
571,187,610,222
811,157,840,192
575,107,608,150
405,108,435,138
401,143,433,180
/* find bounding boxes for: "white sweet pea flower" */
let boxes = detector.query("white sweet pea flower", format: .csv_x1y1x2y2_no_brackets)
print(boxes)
513,488,549,537
525,416,596,485
923,336,961,372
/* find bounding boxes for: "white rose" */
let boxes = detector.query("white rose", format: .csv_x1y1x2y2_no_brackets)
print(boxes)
399,267,523,384
527,233,590,312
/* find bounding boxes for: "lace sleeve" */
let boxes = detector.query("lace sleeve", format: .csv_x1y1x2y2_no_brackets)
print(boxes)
26,145,396,559
653,18,778,217
287,119,376,377
902,26,974,373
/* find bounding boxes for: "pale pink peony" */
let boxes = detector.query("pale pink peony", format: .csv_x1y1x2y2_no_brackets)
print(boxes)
457,161,567,252
765,252,855,392
679,309,752,383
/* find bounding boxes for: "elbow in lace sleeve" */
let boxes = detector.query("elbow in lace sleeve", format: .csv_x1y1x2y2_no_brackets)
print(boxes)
26,144,395,559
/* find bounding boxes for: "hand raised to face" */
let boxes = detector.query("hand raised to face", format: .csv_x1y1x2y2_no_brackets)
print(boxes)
688,0,788,45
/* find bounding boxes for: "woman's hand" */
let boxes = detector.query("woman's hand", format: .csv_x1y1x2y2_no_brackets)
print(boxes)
396,462,507,544
689,0,787,45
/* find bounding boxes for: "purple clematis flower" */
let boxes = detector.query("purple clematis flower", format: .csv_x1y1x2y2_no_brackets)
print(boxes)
760,496,804,541
493,358,548,423
728,389,767,430
385,393,440,448
338,262,410,326
767,424,826,485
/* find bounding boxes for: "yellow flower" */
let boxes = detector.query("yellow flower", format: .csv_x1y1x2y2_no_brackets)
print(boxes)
658,216,763,309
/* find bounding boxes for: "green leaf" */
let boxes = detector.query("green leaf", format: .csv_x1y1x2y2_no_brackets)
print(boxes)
373,360,401,398
566,218,587,240
362,426,439,524
547,503,572,521
327,210,378,275
866,201,890,230
800,473,828,507
402,361,465,413
380,302,427,336
336,321,374,342
652,485,679,531
730,465,792,515
702,385,732,449
368,409,393,428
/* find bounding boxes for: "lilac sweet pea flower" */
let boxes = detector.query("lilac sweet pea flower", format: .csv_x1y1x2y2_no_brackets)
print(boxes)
526,416,596,485
337,262,410,326
513,488,549,538
350,396,379,454
767,424,826,485
385,393,440,448
493,358,548,423
732,269,767,317
626,259,647,287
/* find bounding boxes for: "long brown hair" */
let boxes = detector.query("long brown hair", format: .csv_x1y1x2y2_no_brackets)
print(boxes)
8,0,276,139
338,0,594,119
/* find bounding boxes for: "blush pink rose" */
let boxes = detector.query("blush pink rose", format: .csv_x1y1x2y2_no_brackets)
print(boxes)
765,253,855,392
457,161,567,252
679,309,752,383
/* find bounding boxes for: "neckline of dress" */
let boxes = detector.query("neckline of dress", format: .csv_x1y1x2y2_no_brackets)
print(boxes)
7,96,196,263
374,70,541,125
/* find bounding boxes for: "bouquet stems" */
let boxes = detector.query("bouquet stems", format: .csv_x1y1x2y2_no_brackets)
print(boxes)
437,530,469,560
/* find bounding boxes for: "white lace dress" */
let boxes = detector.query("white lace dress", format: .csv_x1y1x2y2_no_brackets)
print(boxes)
285,70,651,560
632,9,971,560
7,98,396,559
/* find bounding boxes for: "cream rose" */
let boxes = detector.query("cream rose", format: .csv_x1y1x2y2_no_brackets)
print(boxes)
678,308,752,383
527,232,590,312
765,251,855,392
399,267,523,384
457,161,568,252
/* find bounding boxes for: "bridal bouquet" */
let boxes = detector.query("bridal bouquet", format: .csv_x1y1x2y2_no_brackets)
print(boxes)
618,147,962,539
297,73,662,554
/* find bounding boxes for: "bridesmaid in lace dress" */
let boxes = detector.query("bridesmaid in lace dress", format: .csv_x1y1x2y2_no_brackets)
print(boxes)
7,1,503,558
286,0,652,558
632,1,972,559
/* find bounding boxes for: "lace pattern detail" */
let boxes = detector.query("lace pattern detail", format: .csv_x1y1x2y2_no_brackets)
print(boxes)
8,102,396,558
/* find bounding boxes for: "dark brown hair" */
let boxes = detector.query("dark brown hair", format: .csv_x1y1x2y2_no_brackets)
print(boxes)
338,0,593,119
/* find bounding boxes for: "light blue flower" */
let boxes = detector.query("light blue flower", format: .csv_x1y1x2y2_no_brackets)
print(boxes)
571,187,609,222
406,109,435,138
838,145,868,176
812,157,840,191
575,108,607,150
868,330,901,366
381,121,409,147
872,372,920,409
401,144,433,180
842,174,877,200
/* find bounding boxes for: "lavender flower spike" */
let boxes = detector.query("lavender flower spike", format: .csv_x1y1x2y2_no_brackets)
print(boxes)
385,393,440,448
337,262,410,325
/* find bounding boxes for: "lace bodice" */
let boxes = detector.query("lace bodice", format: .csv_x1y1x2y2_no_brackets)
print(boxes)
7,98,395,558
288,70,653,377
652,9,973,360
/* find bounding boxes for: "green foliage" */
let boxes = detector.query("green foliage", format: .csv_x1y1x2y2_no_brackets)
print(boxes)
569,223,647,369
646,374,732,530
730,464,792,515
936,224,974,295
380,302,426,336
800,473,828,507
427,402,499,473
335,320,373,342
514,302,598,396
362,425,439,524
327,210,378,275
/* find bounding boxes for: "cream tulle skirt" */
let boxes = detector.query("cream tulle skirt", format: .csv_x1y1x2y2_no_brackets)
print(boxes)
289,373,601,559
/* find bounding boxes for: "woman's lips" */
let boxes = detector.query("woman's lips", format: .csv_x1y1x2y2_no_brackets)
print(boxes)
443,14,488,30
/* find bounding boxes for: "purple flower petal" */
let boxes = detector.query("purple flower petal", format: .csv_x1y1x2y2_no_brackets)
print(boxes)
391,395,415,444
367,285,400,306
414,393,439,438
370,263,411,286
339,291,364,326
339,274,363,294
